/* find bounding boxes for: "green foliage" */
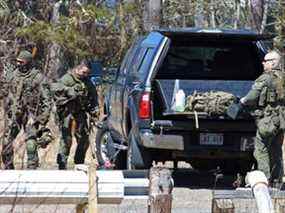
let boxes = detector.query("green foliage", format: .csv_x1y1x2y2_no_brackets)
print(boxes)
0,0,9,18
2,0,284,72
14,2,142,65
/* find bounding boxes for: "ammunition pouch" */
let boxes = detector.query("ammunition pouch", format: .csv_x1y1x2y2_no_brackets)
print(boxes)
267,89,277,103
258,87,267,107
257,114,280,139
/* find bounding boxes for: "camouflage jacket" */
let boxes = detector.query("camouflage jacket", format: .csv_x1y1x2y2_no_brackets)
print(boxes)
5,67,52,125
51,71,98,116
242,69,285,118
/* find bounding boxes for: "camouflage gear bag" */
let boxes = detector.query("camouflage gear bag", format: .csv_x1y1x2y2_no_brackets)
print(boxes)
185,91,236,116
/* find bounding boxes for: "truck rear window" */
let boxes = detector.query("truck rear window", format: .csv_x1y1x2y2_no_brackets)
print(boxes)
157,41,262,80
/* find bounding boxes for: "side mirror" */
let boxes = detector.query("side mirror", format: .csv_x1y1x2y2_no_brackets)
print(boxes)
89,61,103,86
104,67,118,84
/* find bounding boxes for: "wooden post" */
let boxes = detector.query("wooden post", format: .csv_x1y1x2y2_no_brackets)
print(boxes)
88,161,98,213
277,201,285,213
76,203,86,213
148,167,173,213
212,199,234,213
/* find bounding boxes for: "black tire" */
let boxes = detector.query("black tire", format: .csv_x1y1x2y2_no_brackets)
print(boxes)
95,121,126,169
127,128,152,170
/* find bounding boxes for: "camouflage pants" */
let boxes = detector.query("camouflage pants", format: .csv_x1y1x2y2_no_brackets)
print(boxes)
1,112,40,169
57,113,89,170
254,130,284,183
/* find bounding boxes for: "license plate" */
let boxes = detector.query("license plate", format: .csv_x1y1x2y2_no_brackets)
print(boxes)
199,133,223,145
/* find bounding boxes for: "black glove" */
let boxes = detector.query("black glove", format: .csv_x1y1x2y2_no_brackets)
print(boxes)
66,85,85,99
37,127,53,149
227,102,243,120
66,87,78,99
90,106,100,119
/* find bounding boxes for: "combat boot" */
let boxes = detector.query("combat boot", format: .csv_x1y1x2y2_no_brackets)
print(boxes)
26,139,39,170
57,153,67,170
27,162,39,170
2,154,14,169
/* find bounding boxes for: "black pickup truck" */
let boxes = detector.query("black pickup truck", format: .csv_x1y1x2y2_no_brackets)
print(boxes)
95,28,270,174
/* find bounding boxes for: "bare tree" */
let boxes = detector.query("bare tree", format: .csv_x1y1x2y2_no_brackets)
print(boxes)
234,0,241,29
249,0,265,32
194,0,206,27
143,0,162,31
45,2,65,80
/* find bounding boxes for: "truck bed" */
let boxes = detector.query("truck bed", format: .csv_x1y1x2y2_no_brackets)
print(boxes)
153,79,253,118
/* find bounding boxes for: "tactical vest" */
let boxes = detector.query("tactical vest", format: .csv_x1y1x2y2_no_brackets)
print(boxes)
258,70,285,107
56,73,90,114
8,68,44,115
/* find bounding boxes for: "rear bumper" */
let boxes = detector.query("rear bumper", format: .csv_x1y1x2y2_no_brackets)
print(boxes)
138,129,255,153
139,130,184,150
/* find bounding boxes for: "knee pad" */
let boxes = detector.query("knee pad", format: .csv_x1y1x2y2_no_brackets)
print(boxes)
26,140,37,154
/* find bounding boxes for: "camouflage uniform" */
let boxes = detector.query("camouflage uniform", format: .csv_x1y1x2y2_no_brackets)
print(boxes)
52,69,98,169
1,51,52,169
241,69,285,183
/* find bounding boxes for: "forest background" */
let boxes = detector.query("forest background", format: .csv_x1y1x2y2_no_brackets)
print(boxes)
0,0,284,79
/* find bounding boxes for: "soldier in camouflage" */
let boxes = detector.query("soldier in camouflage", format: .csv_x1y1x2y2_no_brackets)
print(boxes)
1,50,52,169
51,60,99,170
239,50,285,184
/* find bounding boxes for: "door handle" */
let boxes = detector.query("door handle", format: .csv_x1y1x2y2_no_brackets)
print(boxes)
132,81,141,86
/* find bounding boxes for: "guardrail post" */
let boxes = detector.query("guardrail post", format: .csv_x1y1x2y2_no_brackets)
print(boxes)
277,201,285,213
76,203,86,213
88,161,98,213
212,199,234,213
148,167,173,213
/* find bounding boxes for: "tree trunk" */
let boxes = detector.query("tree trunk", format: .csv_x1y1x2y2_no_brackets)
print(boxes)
194,0,206,28
260,0,268,33
45,1,66,79
249,0,264,32
210,0,216,28
143,0,162,31
118,2,127,56
148,167,173,213
234,0,241,29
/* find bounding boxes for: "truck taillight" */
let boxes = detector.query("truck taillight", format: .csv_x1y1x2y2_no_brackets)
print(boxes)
139,92,151,119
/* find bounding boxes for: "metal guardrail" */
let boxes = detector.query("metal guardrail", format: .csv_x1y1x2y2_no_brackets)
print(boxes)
214,188,285,199
0,167,173,213
0,170,149,205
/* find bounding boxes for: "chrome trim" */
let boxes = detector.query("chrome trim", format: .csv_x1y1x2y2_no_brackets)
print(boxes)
145,36,169,89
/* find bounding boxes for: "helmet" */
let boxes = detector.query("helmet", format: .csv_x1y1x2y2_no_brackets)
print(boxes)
17,50,33,62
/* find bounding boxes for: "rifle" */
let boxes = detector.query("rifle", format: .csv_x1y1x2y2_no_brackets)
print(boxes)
88,108,102,161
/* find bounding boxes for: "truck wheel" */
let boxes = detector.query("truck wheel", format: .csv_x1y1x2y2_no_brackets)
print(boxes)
95,122,126,169
127,128,152,170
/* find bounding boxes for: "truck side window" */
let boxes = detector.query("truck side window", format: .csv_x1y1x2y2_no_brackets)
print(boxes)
134,47,147,72
119,48,132,75
129,47,147,74
120,37,145,75
137,48,155,81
